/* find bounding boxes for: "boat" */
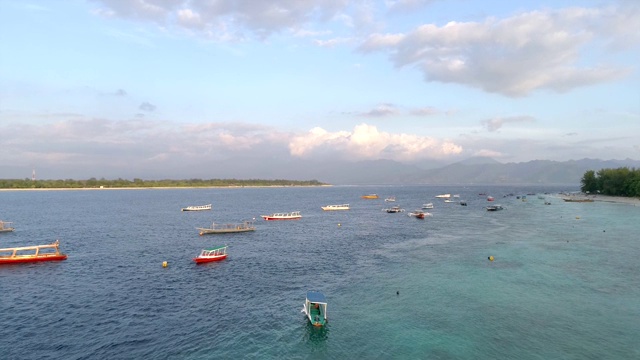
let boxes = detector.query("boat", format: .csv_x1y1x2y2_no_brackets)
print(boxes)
197,220,256,235
193,245,228,264
459,201,468,206
0,240,67,265
361,194,379,199
544,201,552,205
181,204,212,212
562,198,594,203
444,199,456,203
409,210,432,219
0,221,14,233
384,196,396,202
302,291,327,327
435,194,451,198
261,211,302,220
422,203,434,209
384,206,405,213
486,205,504,211
321,204,350,211
487,196,495,202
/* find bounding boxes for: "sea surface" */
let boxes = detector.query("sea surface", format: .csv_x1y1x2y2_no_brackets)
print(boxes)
1,185,638,359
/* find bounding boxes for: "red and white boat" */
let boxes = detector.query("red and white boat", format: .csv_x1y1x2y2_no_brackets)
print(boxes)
409,210,432,219
261,211,302,221
487,196,495,202
0,240,67,265
193,245,228,264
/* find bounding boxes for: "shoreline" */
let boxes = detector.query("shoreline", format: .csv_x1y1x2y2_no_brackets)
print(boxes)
558,193,640,206
0,185,334,191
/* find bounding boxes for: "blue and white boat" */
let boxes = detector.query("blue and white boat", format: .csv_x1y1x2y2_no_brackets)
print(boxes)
302,291,327,326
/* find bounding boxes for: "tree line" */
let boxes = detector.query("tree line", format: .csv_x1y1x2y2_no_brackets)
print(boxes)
580,167,640,197
0,178,328,189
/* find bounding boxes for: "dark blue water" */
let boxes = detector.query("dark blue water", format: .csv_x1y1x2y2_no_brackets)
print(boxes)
1,186,639,359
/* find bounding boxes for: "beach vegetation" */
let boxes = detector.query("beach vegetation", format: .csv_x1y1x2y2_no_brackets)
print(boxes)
581,167,640,197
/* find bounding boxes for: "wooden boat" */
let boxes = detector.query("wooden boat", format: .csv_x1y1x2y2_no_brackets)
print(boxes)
422,203,434,209
261,211,302,220
193,245,228,264
486,205,504,211
409,210,432,219
181,204,212,212
384,206,405,213
302,291,327,327
197,220,256,235
0,240,67,265
321,204,350,211
361,194,379,199
0,220,14,233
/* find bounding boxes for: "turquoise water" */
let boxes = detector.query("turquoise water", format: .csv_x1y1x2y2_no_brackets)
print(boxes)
0,186,638,359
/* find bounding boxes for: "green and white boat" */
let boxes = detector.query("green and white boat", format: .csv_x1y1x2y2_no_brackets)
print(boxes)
302,291,327,326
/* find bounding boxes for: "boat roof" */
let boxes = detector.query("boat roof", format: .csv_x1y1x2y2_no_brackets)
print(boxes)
204,245,227,251
306,291,327,303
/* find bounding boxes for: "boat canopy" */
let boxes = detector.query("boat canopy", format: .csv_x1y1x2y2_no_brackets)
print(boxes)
204,245,227,252
306,291,327,304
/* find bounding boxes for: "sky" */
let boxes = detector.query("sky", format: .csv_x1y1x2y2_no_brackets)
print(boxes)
1,0,639,180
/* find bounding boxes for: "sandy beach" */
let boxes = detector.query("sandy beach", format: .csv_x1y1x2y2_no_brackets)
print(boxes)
558,193,640,206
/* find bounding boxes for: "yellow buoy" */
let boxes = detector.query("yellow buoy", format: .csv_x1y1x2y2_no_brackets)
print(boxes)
488,256,494,261
338,223,341,227
162,261,168,268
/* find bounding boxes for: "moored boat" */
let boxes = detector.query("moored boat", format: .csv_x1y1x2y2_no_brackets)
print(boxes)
181,204,212,212
361,194,379,199
486,205,504,211
302,291,327,327
197,220,256,235
384,196,396,202
0,240,67,265
193,245,228,264
384,206,405,213
435,194,451,198
321,204,350,211
0,220,14,233
409,210,432,219
487,196,495,202
422,203,434,209
261,211,302,220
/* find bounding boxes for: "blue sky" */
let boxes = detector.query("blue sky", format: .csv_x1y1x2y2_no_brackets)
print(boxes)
1,0,638,179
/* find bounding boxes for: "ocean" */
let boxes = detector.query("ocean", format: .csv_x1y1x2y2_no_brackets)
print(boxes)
1,185,638,359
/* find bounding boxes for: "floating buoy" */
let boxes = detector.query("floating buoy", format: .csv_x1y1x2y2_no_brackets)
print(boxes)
488,256,494,261
396,291,399,295
199,232,203,236
338,223,341,227
162,261,168,268
575,216,580,219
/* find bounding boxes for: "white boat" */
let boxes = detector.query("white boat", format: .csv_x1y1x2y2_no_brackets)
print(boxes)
302,291,327,327
321,204,350,211
435,194,451,198
422,203,434,209
261,211,302,220
384,206,405,213
384,196,396,202
0,221,14,233
197,220,256,235
444,199,456,203
181,204,212,212
486,205,504,211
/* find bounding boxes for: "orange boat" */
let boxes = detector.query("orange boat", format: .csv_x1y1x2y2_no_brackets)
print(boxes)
0,240,67,265
361,194,379,199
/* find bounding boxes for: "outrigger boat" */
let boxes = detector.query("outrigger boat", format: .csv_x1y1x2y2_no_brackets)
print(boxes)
197,220,256,235
0,240,67,265
384,206,405,213
193,245,228,264
0,220,14,233
409,210,432,219
181,204,212,212
302,291,327,327
321,204,350,211
261,211,302,220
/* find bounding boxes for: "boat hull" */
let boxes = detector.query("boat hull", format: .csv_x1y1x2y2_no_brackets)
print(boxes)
199,228,255,235
193,254,227,263
261,216,301,220
0,254,67,265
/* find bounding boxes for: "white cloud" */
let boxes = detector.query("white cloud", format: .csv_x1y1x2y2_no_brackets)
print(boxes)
482,116,535,132
359,6,637,96
289,123,462,161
